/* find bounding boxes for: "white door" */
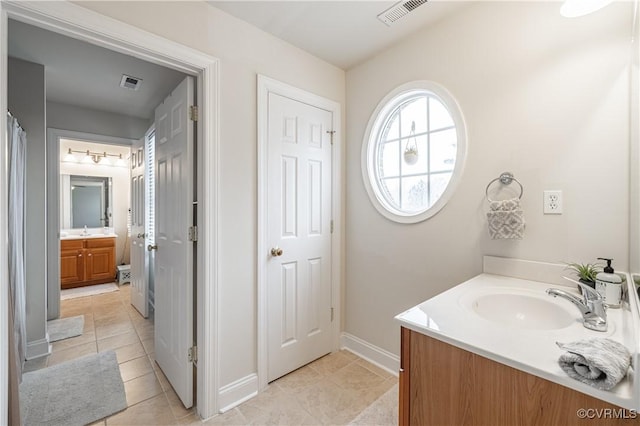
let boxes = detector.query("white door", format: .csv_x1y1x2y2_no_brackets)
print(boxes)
267,93,333,382
154,76,195,408
130,137,148,317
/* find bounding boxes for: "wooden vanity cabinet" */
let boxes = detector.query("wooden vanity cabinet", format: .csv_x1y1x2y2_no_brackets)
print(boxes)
400,327,634,426
60,237,116,289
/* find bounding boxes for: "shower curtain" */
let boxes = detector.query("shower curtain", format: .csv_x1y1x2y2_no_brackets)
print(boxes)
7,113,27,379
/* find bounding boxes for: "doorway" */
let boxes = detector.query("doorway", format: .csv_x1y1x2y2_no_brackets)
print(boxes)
0,1,220,419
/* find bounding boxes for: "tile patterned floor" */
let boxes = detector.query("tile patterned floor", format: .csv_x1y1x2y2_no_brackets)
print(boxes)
24,284,397,425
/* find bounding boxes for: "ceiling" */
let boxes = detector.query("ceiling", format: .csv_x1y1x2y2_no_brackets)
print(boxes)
208,1,470,70
8,19,187,120
7,1,468,118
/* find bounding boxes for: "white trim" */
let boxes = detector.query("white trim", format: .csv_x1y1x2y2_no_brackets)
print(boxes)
360,80,468,224
256,75,342,391
0,9,8,423
340,332,399,377
0,1,220,420
217,374,258,414
25,338,51,361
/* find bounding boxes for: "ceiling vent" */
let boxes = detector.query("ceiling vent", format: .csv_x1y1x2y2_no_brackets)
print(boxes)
120,74,143,91
377,0,428,26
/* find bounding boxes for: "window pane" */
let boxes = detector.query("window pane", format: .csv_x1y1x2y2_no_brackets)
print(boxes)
379,140,400,178
401,176,429,212
430,129,457,173
430,173,453,206
380,177,400,209
429,97,454,131
383,110,400,142
400,135,428,176
400,97,427,137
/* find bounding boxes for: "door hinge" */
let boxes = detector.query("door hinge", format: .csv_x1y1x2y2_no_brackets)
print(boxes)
331,307,335,322
330,220,334,234
188,345,197,363
188,226,198,242
189,105,199,122
326,130,336,145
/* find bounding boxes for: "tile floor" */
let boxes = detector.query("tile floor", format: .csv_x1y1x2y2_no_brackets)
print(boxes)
24,284,397,425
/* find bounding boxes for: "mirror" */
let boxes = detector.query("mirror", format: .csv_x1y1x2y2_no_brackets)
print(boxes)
60,174,113,229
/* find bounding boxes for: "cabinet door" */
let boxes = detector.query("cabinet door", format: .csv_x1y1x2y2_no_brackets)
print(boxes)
61,249,85,286
86,246,115,281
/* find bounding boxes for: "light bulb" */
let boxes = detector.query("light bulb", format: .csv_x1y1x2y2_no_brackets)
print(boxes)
98,153,111,166
63,148,76,162
115,153,126,167
82,150,93,163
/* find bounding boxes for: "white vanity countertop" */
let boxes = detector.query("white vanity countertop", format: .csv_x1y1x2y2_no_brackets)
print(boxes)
60,233,118,240
395,273,638,410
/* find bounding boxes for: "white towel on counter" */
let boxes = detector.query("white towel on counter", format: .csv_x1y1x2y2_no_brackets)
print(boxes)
556,338,631,391
486,198,525,240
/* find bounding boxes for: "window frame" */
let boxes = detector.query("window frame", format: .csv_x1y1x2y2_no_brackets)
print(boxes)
361,81,467,224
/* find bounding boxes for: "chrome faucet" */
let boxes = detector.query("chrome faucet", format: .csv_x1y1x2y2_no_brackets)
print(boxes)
546,281,607,332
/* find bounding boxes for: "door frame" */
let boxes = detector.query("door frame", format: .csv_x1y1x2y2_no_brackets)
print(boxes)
0,1,221,420
256,75,342,391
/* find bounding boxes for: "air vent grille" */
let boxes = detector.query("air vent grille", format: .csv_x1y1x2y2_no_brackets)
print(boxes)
377,0,428,26
120,74,143,91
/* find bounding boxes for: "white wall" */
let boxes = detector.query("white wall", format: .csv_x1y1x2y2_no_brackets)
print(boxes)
345,2,633,355
59,140,131,265
8,57,49,359
75,1,346,390
48,101,150,140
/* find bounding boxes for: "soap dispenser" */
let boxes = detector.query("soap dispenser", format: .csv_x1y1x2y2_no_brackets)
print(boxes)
595,258,622,308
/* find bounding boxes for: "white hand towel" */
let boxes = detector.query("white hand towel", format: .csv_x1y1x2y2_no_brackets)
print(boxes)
556,338,631,391
486,198,525,239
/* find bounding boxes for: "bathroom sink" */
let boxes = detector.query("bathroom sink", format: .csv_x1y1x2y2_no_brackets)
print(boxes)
468,292,576,330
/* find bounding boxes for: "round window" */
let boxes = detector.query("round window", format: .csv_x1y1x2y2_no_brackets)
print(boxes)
361,81,467,223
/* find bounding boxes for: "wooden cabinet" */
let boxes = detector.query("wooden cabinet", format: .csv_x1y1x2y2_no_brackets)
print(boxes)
400,327,634,426
60,237,116,289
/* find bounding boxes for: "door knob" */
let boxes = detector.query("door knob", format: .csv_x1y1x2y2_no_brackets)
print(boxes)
137,233,146,239
148,244,158,252
270,247,283,257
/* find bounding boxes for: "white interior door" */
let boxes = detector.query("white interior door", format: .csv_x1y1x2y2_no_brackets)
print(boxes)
154,76,195,408
267,93,333,382
130,137,148,317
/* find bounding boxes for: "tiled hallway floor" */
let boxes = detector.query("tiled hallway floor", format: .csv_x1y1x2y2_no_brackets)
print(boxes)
24,284,397,425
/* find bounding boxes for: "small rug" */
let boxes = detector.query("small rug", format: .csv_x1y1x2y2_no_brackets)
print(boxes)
20,351,127,426
61,282,119,300
349,383,398,425
47,316,84,342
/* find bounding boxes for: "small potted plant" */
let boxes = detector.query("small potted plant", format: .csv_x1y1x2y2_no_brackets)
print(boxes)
564,262,602,289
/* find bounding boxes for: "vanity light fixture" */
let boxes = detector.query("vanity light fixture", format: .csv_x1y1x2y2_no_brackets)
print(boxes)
560,0,615,17
63,148,129,167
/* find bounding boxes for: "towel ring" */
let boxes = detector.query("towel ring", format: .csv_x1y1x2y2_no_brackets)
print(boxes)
485,172,523,202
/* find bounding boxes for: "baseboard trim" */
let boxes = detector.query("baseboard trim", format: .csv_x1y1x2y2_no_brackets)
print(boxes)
25,337,51,360
340,332,399,377
218,373,258,413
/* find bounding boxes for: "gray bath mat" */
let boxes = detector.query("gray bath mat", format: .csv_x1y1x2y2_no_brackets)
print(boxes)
47,315,84,342
20,351,127,426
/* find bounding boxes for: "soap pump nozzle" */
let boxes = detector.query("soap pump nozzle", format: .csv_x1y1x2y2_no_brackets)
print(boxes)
598,257,614,273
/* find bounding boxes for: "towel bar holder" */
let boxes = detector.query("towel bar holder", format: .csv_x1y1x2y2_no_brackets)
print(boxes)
486,172,523,202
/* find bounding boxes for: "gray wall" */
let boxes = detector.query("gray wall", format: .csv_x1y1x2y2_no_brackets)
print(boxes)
47,101,149,140
8,57,49,359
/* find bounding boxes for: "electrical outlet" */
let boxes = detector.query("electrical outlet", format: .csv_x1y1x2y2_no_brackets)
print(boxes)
543,190,563,214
